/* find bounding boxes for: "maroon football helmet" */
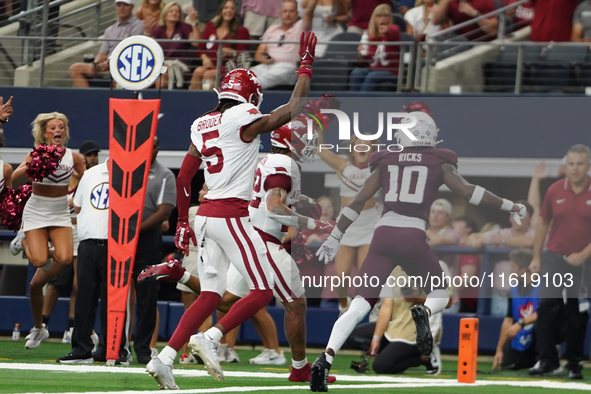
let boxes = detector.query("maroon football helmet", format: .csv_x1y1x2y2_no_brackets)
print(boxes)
217,68,263,108
270,119,317,163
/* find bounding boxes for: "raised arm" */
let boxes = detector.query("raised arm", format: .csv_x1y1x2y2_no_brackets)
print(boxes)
431,0,451,26
302,0,316,31
175,144,202,254
316,124,348,176
442,163,524,216
241,31,317,141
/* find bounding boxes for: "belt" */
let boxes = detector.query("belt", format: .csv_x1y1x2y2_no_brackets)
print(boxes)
84,238,107,246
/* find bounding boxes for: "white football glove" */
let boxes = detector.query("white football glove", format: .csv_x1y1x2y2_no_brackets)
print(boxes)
511,203,527,226
316,235,340,264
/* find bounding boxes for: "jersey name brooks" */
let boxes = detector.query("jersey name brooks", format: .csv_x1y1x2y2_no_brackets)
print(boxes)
249,154,300,243
191,103,263,201
34,148,74,186
340,163,371,198
0,159,5,193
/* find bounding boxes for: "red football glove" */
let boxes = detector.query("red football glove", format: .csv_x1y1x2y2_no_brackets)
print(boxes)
298,31,317,78
175,220,197,255
295,195,323,220
314,219,336,234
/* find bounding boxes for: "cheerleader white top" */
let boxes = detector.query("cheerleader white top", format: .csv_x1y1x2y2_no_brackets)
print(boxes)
0,159,5,193
339,163,372,198
33,148,74,187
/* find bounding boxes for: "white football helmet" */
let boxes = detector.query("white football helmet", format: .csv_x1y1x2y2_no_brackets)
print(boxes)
395,111,439,148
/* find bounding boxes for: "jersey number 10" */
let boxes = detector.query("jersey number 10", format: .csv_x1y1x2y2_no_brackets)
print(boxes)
384,165,428,204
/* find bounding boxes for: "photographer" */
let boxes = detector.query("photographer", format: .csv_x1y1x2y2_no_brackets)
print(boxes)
346,264,451,375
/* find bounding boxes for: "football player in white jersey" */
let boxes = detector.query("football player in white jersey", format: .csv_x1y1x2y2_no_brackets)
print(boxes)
146,31,318,390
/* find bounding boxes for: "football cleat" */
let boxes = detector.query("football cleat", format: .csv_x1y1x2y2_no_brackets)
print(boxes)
425,344,441,376
310,353,331,392
248,348,286,365
62,327,73,344
411,305,433,356
138,258,185,283
189,333,224,381
289,362,336,383
25,324,49,349
146,357,179,390
225,348,240,363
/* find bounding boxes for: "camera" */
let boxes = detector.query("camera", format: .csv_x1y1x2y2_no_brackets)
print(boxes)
348,335,371,373
350,357,369,373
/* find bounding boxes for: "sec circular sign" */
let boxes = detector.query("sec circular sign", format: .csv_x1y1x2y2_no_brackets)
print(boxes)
109,35,164,90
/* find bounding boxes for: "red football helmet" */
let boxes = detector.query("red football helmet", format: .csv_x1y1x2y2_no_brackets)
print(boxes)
271,119,317,163
402,101,431,115
217,68,263,108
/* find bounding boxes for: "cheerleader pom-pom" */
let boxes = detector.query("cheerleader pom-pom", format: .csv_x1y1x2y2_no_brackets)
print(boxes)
0,188,17,230
291,231,313,265
26,145,65,182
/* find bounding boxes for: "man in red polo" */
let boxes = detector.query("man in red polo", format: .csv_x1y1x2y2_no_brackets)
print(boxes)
529,144,591,380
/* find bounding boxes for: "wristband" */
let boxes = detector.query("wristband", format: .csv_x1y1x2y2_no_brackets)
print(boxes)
517,318,525,327
330,226,343,241
468,185,485,206
0,117,7,123
372,335,381,341
298,65,313,78
342,206,359,222
500,198,514,212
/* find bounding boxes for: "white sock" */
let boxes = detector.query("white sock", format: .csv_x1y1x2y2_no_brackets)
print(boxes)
205,327,223,343
325,353,334,364
326,296,371,355
158,346,177,366
179,271,191,284
292,357,307,369
424,289,449,316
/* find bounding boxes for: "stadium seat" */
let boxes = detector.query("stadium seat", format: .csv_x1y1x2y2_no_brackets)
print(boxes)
483,45,543,92
392,13,406,33
311,32,362,91
435,34,470,61
528,45,588,92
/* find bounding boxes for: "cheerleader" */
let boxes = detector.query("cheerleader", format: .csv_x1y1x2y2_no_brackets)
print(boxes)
316,131,380,314
11,112,85,349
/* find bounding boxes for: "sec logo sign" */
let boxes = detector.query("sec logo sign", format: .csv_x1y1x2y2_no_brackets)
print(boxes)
90,182,109,210
109,35,164,90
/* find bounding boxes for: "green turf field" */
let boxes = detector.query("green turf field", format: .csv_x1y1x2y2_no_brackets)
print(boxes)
0,338,589,393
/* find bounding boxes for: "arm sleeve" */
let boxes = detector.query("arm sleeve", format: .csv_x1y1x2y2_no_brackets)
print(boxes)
176,149,202,221
160,169,177,207
264,174,292,193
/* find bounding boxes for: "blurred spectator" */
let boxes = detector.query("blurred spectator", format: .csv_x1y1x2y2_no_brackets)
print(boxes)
347,0,391,35
507,0,532,30
468,200,534,249
250,0,312,89
404,0,442,41
529,0,577,42
432,0,498,41
189,0,249,90
69,0,144,88
397,0,417,15
186,0,226,31
426,198,459,246
571,0,591,42
136,0,167,36
493,248,539,371
242,0,282,40
151,2,201,89
349,4,400,91
468,201,535,317
529,144,591,380
527,161,548,229
451,215,479,313
301,0,349,57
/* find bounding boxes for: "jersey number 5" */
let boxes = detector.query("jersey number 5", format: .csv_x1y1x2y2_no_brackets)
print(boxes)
201,130,224,174
384,165,428,204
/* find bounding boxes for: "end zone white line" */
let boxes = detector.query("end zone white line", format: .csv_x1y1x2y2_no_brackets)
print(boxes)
1,363,590,393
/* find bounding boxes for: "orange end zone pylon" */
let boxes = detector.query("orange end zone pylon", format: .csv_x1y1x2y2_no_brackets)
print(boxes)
106,98,160,361
457,317,479,383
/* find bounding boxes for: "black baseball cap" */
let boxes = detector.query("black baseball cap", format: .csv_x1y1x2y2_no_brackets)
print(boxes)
79,140,100,155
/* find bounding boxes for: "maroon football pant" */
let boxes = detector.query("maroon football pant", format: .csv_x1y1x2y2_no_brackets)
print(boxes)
353,226,445,307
